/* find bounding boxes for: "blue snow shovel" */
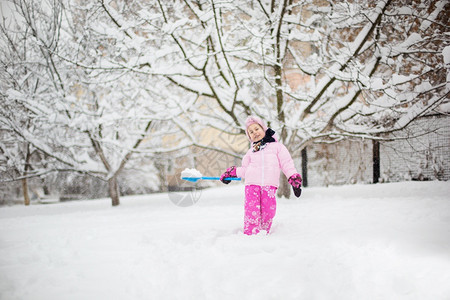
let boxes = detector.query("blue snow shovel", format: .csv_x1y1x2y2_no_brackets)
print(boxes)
181,176,241,183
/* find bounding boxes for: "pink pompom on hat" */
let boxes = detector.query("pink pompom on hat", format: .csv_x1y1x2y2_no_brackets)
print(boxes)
245,115,268,141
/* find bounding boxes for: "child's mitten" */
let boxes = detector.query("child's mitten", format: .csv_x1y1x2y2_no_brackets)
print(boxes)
220,166,237,184
288,173,302,197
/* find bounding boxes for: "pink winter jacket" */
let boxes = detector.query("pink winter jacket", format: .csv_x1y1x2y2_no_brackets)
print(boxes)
236,142,298,188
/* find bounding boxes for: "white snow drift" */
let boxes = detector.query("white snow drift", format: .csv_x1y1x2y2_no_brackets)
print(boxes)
0,181,449,300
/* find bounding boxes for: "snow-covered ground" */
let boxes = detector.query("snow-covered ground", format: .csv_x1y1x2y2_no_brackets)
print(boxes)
1,181,449,300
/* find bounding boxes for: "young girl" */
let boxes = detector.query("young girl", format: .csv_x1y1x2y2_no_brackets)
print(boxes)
220,116,302,235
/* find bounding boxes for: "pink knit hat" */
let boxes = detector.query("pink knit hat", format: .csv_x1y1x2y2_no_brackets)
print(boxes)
245,116,268,141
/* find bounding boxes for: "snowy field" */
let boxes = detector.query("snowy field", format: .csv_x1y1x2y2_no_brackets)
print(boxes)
1,181,449,300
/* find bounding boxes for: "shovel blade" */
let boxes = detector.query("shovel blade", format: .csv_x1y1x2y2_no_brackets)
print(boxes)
181,177,201,182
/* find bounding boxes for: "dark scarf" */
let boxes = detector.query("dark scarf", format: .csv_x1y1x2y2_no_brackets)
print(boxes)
252,128,276,152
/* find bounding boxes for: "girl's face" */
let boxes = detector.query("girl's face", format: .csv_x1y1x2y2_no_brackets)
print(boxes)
248,123,264,142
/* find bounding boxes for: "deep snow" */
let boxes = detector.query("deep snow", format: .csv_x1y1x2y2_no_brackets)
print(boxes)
0,181,449,300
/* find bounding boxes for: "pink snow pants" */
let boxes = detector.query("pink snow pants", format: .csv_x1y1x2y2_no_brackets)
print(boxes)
244,185,277,235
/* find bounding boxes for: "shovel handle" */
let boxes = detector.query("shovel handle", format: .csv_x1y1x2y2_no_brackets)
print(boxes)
181,177,241,182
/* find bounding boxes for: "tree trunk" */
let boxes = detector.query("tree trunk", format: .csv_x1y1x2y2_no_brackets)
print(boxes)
277,175,291,199
22,143,31,206
108,177,120,206
373,140,380,183
22,178,30,206
301,147,308,187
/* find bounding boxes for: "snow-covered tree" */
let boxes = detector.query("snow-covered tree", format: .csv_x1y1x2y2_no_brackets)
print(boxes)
144,0,448,196
1,0,447,202
0,0,75,204
0,0,186,205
